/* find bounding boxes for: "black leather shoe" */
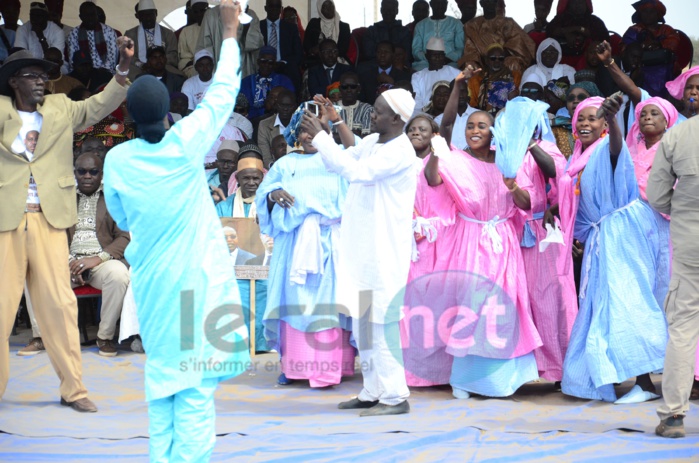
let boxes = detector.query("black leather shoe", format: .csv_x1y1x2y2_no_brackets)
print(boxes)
60,397,98,413
337,397,379,409
359,400,410,417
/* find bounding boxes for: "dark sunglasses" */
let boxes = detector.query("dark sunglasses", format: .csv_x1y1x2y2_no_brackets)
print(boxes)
520,88,541,94
341,84,360,90
17,72,49,82
75,168,101,176
488,56,506,62
566,92,588,102
258,58,275,64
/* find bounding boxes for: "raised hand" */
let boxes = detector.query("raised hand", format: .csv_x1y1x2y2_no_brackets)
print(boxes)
117,36,134,62
595,40,613,66
299,110,324,140
220,0,242,38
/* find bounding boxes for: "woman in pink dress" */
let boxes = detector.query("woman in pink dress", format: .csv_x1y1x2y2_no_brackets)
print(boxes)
519,111,578,388
419,68,543,398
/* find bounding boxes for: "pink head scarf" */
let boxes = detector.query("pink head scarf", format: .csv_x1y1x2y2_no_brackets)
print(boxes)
665,66,699,100
626,97,679,148
558,96,605,274
626,97,678,204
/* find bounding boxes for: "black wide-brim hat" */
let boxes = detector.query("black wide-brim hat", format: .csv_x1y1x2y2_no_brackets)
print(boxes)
0,50,56,96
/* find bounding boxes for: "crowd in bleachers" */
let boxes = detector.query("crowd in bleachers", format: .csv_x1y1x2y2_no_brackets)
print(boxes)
2,0,699,439
0,0,693,167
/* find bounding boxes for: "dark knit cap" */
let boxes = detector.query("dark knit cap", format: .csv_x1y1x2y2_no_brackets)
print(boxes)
127,75,169,143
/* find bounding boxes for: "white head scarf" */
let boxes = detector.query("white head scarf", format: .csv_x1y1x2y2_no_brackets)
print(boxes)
521,38,576,86
382,89,416,123
317,0,341,43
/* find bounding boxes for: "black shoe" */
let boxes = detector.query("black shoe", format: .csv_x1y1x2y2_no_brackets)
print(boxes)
655,415,685,438
360,400,410,417
337,397,379,409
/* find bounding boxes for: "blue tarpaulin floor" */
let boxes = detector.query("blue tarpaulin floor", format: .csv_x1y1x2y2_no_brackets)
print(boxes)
1,343,697,462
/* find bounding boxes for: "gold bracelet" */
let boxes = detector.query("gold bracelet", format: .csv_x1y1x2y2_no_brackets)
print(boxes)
604,58,615,68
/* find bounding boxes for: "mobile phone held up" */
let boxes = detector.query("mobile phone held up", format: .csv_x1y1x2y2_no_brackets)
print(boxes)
304,102,320,116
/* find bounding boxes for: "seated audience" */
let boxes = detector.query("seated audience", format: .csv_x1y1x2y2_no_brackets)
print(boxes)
459,0,536,73
15,2,64,62
67,50,113,92
411,37,460,114
407,0,429,38
269,134,289,167
357,41,412,105
304,0,351,68
125,0,179,79
240,46,295,119
216,155,265,218
282,6,305,43
422,80,450,117
434,78,478,150
44,47,82,96
412,0,464,71
135,46,185,94
523,0,554,48
362,0,411,64
336,71,374,136
169,91,189,119
307,39,352,99
455,0,478,24
208,140,240,198
229,93,254,140
260,0,304,92
468,43,522,116
177,0,209,78
521,38,576,112
622,0,687,97
257,89,297,168
0,2,18,63
546,0,609,68
65,1,119,75
182,49,214,111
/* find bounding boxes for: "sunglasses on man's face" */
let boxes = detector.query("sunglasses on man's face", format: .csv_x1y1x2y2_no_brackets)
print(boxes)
17,72,49,82
488,56,506,62
341,84,360,90
75,168,101,176
258,58,275,65
520,88,541,94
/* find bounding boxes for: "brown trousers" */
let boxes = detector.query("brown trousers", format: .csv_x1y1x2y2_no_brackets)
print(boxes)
657,259,699,420
0,213,87,402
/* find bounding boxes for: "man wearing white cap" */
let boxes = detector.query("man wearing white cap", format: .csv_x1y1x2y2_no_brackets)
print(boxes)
300,89,418,416
411,0,464,71
125,0,179,79
178,0,209,78
182,49,214,110
411,37,460,115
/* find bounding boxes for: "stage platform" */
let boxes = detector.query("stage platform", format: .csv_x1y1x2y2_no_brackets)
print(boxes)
2,335,698,462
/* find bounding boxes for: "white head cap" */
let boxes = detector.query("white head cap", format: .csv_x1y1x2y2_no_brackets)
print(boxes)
381,89,416,123
138,0,157,11
426,37,446,52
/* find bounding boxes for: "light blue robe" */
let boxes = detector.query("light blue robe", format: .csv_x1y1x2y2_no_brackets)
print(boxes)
411,17,464,71
215,193,269,352
256,151,349,351
561,137,668,402
103,38,251,402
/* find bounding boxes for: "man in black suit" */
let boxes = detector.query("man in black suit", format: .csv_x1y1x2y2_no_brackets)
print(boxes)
259,0,303,94
357,41,412,105
307,39,352,98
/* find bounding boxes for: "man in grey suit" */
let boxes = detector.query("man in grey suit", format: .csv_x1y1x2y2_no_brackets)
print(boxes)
223,226,255,265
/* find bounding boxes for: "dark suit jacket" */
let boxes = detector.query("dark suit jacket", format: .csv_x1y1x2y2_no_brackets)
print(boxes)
303,18,351,68
260,19,304,90
67,193,130,265
307,62,353,98
357,62,413,105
